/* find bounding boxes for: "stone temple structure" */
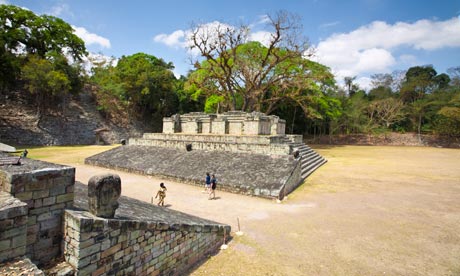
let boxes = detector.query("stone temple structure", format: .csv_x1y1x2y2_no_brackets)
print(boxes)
86,111,327,199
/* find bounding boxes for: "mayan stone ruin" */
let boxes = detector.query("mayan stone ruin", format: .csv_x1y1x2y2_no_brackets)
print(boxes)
0,151,230,275
86,111,327,199
0,111,326,274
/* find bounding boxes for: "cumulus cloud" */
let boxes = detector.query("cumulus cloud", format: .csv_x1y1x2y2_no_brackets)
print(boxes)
313,17,460,82
154,20,274,50
81,52,118,74
154,21,236,52
154,30,186,48
72,26,111,49
249,31,273,47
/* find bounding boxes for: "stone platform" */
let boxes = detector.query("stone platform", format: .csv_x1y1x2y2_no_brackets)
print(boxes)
86,111,327,199
85,145,302,199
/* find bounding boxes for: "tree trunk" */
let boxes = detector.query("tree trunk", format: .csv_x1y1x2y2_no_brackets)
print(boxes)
417,113,422,143
290,106,297,134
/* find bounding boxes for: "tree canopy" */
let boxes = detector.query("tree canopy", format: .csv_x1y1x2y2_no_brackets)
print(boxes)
0,4,87,93
0,4,87,60
187,11,335,119
90,53,179,128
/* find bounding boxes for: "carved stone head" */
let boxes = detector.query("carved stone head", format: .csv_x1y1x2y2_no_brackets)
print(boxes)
88,174,121,218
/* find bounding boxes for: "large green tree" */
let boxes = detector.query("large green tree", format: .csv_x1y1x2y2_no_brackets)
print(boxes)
21,54,71,118
91,53,179,128
0,4,87,91
0,5,86,60
187,11,335,118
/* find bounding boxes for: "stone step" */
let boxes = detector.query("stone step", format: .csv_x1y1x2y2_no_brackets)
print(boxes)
301,155,323,169
300,151,317,160
299,148,314,155
301,158,327,178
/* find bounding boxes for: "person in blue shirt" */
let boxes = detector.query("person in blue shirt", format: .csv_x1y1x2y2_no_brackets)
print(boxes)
204,172,211,193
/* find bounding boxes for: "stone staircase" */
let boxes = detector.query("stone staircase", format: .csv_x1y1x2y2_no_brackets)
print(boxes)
282,137,327,179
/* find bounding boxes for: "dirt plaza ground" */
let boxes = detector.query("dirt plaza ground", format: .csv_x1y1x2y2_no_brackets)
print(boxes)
30,145,460,275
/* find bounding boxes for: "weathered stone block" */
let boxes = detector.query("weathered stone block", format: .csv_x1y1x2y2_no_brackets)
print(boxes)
0,239,11,251
42,196,56,206
12,234,27,248
0,225,26,239
56,193,74,204
88,174,121,218
33,189,50,199
101,243,121,259
49,184,66,196
77,242,101,259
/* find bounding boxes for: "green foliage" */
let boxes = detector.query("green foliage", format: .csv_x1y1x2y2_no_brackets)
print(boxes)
0,4,86,104
0,5,87,60
21,54,71,116
90,53,180,128
187,40,336,120
204,95,224,113
400,65,437,103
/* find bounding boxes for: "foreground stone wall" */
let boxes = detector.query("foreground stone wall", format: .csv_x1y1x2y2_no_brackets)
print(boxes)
64,182,230,275
64,210,226,276
0,192,28,262
0,159,75,264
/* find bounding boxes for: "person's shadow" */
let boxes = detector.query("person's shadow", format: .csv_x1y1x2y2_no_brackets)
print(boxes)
210,197,221,200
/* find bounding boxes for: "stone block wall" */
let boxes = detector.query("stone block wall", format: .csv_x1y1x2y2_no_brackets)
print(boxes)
163,112,286,136
64,210,229,276
0,161,75,265
131,133,294,156
0,192,28,262
279,159,302,199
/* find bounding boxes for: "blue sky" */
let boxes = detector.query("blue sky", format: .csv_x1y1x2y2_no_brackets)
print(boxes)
4,0,460,89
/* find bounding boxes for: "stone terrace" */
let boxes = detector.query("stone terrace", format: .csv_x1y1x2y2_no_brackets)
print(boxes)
86,145,301,199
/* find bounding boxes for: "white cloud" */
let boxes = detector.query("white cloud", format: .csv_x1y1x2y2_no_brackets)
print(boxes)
249,31,272,47
155,21,274,50
81,52,118,74
355,76,372,91
72,26,111,49
0,0,9,5
154,30,186,48
313,17,460,81
154,21,236,53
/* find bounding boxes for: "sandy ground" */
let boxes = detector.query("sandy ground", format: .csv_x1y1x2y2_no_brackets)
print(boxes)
36,145,460,276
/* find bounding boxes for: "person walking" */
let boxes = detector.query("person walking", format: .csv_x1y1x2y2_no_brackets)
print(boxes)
209,174,217,200
204,172,211,193
155,183,167,206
